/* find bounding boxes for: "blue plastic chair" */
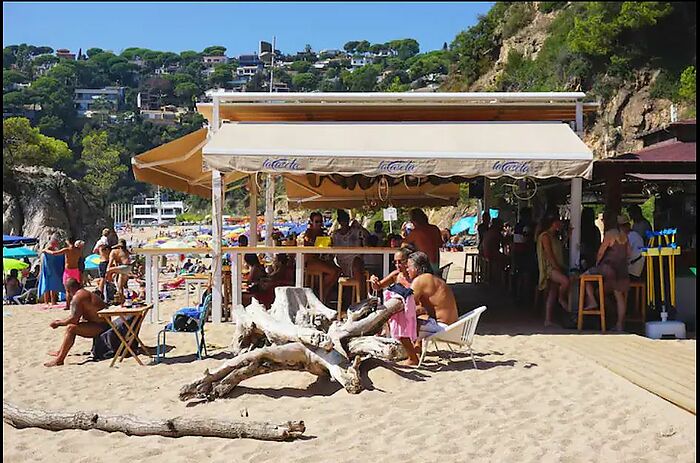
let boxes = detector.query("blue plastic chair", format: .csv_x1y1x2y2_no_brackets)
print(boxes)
155,294,211,363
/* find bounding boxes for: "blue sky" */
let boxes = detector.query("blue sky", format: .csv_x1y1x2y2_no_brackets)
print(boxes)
4,2,494,56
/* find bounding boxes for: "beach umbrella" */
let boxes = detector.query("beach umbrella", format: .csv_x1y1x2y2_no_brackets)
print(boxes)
85,254,101,270
3,234,38,246
3,246,38,258
3,258,29,273
451,216,477,235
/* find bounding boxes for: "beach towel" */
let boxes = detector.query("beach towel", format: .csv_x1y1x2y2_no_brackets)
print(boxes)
384,285,417,342
37,253,65,297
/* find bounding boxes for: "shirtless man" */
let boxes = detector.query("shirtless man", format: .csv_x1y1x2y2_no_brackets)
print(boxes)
303,211,341,301
403,209,443,274
105,239,132,305
44,278,109,367
44,237,85,311
406,251,458,344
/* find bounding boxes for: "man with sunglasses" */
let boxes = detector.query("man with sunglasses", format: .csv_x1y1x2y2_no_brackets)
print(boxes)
302,211,341,301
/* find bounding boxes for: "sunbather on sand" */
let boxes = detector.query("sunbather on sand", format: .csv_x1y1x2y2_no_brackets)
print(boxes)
44,278,109,367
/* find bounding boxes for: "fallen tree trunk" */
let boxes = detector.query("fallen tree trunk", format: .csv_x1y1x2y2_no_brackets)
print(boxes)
3,401,305,441
180,342,362,402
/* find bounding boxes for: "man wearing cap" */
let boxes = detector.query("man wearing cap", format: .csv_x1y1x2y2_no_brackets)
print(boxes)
44,237,85,310
105,239,132,305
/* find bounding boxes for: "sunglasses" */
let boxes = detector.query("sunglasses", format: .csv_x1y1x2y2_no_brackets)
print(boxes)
394,260,406,265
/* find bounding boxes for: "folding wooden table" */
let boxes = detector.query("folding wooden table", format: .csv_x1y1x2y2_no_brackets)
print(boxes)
97,305,152,367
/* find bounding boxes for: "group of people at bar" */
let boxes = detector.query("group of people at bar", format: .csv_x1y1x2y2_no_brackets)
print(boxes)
476,203,651,330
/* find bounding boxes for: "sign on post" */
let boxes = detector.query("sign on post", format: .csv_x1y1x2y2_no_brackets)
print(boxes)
383,207,397,233
383,207,397,221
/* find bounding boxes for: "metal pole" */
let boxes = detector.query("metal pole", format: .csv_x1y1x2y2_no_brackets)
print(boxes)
212,169,223,323
156,186,162,225
265,175,275,247
269,36,275,93
249,175,258,247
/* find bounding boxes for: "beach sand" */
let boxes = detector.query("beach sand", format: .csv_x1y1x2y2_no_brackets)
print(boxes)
3,284,696,462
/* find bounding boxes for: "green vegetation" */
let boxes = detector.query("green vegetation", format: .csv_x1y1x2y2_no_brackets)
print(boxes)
3,117,72,175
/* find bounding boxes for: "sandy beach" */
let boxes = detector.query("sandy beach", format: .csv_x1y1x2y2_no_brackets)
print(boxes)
3,282,696,463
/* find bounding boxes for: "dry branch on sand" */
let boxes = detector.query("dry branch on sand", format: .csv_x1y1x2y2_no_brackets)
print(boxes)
3,401,305,441
181,287,407,402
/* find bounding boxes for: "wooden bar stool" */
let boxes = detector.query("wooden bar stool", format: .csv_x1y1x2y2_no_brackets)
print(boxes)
577,274,606,332
625,280,646,323
463,252,480,283
305,270,325,303
337,277,361,317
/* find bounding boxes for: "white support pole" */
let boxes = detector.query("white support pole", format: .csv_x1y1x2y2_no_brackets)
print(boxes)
569,178,583,271
265,174,275,247
570,100,585,272
145,253,153,309
575,101,584,137
231,251,241,309
249,175,258,247
151,253,159,322
295,252,303,287
211,169,223,323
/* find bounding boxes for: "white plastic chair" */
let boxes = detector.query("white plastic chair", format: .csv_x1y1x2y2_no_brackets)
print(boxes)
418,306,487,368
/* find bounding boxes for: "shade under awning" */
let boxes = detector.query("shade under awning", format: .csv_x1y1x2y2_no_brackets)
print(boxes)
284,175,460,209
132,128,245,198
203,121,593,179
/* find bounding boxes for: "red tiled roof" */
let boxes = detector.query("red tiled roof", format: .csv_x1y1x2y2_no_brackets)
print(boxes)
611,139,696,162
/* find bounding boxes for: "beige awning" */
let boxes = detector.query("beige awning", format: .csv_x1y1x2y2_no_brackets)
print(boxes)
284,175,459,209
203,121,594,179
131,128,245,198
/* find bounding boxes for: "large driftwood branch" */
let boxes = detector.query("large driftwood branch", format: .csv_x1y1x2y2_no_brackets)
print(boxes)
180,342,362,402
329,297,405,356
3,401,305,441
347,336,407,362
269,287,337,331
240,301,334,351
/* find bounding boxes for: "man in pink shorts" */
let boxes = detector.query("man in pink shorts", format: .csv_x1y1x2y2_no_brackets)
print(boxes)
45,237,85,310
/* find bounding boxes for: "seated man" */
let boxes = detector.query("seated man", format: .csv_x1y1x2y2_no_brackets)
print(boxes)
44,278,110,367
303,211,341,301
406,251,459,343
4,269,23,304
332,209,370,299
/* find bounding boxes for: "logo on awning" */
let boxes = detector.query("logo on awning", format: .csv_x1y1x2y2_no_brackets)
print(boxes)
492,160,530,175
263,158,302,171
378,160,417,173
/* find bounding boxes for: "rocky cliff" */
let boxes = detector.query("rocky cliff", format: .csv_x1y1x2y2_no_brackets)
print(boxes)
3,166,113,252
454,3,690,159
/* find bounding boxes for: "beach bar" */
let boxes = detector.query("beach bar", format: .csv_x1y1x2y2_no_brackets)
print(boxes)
133,92,596,323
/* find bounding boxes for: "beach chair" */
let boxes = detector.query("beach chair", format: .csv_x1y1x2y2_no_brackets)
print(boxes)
155,294,211,363
418,305,487,368
438,262,452,281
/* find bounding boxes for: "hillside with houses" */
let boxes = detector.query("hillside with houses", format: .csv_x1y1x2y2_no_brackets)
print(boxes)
3,2,696,216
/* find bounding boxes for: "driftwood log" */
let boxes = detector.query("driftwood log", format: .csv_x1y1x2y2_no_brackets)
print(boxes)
182,287,408,402
3,401,305,441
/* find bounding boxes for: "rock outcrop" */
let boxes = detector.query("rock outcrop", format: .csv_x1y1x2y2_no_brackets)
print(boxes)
3,166,112,252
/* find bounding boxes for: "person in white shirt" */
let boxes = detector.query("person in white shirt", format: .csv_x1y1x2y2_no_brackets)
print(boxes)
620,218,645,278
331,209,370,299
